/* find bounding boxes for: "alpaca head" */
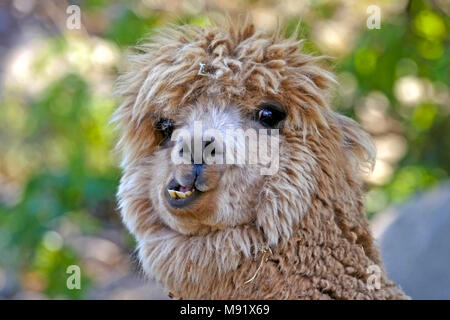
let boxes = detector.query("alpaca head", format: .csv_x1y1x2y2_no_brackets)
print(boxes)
113,18,375,263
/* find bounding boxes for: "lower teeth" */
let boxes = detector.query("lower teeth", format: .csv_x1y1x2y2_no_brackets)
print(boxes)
168,189,194,199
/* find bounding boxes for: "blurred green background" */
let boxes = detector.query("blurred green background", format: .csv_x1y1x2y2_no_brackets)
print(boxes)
0,0,448,299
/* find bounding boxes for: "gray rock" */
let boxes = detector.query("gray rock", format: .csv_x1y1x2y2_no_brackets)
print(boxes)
371,182,450,300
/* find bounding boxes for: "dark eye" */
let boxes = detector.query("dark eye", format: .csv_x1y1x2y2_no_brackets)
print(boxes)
155,118,174,140
256,103,286,128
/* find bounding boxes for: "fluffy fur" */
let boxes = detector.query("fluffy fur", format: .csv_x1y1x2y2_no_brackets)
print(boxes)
113,17,408,299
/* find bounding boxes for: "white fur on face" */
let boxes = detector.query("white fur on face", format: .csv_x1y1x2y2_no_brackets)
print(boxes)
153,101,276,235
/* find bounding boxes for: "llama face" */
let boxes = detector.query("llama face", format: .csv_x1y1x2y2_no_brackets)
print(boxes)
114,21,374,243
143,96,289,235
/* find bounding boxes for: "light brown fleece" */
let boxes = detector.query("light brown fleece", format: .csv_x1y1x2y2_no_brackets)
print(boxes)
112,16,408,299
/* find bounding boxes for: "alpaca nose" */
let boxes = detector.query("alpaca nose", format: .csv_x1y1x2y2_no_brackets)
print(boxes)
174,137,223,192
193,163,205,176
191,140,214,180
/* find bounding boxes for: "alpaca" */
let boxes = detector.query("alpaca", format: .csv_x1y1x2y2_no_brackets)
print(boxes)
112,17,408,299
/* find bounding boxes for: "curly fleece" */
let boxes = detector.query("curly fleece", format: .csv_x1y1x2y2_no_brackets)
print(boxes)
113,16,408,299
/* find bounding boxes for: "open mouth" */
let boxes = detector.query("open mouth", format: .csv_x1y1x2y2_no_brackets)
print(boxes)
165,179,200,208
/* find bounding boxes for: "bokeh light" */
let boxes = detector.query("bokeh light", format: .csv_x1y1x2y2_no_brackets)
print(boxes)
0,0,449,299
